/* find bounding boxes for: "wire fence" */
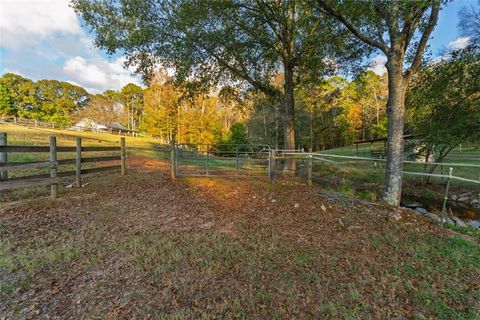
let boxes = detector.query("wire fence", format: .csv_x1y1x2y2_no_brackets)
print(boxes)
293,150,480,221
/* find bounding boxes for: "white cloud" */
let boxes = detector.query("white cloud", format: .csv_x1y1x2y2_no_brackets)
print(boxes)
0,0,80,49
63,56,143,93
0,0,143,93
448,36,470,50
369,55,387,75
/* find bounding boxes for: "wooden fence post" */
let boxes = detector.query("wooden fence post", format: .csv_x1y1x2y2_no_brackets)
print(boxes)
206,144,209,176
49,136,58,199
120,137,126,175
75,137,82,187
307,154,312,186
236,145,239,176
170,140,176,179
0,132,7,180
268,150,274,183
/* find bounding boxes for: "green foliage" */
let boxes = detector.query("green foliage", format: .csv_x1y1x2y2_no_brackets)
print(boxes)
217,122,249,152
406,45,480,162
0,73,89,125
291,72,388,150
371,116,388,138
226,123,248,145
0,83,15,115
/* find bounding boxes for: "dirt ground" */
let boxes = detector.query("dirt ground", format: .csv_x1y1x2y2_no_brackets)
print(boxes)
1,156,479,319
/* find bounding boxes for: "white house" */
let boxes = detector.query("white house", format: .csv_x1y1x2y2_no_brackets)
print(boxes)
70,118,108,133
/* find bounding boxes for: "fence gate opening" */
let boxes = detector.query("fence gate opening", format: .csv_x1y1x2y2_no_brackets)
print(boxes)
172,143,271,179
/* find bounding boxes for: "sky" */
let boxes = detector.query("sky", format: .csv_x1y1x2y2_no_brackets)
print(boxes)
0,0,477,94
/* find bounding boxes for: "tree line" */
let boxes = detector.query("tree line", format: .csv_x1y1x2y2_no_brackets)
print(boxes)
0,68,391,150
1,0,478,206
71,0,448,206
0,73,143,131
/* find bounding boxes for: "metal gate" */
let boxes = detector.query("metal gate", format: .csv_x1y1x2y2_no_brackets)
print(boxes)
172,143,271,178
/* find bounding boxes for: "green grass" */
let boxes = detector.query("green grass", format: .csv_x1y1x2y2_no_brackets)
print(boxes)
2,222,479,318
446,224,480,238
384,235,480,319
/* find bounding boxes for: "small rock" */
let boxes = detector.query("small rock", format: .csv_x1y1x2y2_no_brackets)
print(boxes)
390,212,402,221
470,199,479,208
450,216,468,228
271,199,277,203
467,220,480,230
451,195,458,201
458,196,470,203
415,207,428,215
294,203,300,208
320,205,327,211
425,212,440,222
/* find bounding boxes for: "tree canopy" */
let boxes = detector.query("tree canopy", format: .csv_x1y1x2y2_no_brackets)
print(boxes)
407,44,480,166
316,0,443,206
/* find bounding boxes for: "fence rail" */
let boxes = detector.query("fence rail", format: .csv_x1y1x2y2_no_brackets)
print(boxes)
0,116,142,137
0,132,126,199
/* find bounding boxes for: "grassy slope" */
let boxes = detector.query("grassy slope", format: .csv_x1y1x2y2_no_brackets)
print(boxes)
0,158,479,319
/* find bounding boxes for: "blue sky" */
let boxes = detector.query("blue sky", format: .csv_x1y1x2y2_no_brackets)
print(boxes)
0,0,477,93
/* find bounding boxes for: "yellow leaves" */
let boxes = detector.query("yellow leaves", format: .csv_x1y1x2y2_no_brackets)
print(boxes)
346,104,363,131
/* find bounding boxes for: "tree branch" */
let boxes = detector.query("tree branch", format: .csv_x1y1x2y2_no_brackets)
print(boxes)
317,0,389,54
407,1,441,78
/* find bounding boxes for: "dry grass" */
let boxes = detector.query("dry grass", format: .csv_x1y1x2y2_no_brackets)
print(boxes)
1,156,479,319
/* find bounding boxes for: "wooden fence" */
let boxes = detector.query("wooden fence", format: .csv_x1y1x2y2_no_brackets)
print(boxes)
0,132,126,199
0,116,138,137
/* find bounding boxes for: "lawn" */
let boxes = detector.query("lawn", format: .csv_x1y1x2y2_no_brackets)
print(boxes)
1,156,479,319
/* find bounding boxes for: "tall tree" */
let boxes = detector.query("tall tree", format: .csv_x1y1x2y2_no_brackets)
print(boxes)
406,44,480,178
0,73,36,118
316,0,442,206
72,0,362,173
33,80,89,125
120,83,144,131
0,83,15,116
141,78,180,141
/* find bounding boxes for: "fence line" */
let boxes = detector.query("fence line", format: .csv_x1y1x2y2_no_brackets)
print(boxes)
0,116,155,138
0,132,126,199
312,152,480,169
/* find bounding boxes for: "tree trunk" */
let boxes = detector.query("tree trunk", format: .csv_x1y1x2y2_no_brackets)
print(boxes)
309,105,313,152
382,60,406,206
283,63,296,173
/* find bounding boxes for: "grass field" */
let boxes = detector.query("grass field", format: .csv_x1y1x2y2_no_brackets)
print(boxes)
1,157,479,319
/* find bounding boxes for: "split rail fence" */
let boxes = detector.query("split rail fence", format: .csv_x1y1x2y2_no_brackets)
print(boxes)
0,132,126,199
